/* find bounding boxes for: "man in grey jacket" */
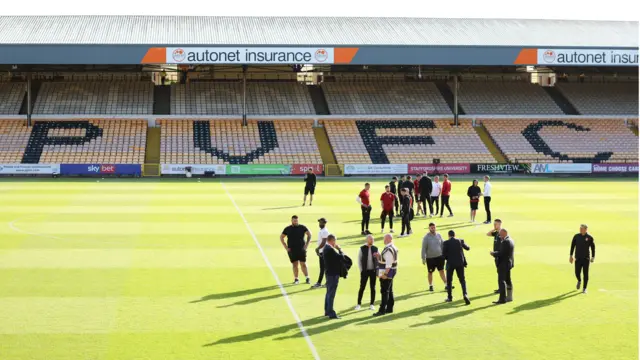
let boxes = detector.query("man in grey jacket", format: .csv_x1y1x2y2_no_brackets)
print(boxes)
421,223,448,292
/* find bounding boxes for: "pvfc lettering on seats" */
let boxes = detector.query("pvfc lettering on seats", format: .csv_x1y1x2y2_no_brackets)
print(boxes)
166,47,334,64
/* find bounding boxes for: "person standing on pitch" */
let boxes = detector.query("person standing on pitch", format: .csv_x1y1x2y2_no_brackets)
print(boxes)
302,168,316,206
482,175,492,224
280,215,312,285
404,175,415,202
323,234,345,319
430,176,442,217
355,235,379,311
570,224,596,294
490,228,515,304
414,174,424,216
419,171,433,217
442,230,471,305
422,223,447,292
399,188,413,237
389,176,399,215
311,218,330,289
380,185,396,233
467,179,481,223
440,174,453,217
486,219,503,294
373,233,398,316
357,183,372,235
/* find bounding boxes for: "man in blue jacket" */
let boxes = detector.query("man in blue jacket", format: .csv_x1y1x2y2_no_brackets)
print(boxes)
323,234,345,319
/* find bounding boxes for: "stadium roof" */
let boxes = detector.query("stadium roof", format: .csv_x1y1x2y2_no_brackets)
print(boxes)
0,16,637,47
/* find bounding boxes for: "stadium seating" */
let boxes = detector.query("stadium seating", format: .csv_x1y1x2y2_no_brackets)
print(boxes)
33,82,153,114
0,120,31,163
454,82,564,115
483,118,639,163
323,119,496,164
321,82,451,115
22,120,146,164
170,82,315,115
158,119,322,164
556,83,639,115
0,83,25,115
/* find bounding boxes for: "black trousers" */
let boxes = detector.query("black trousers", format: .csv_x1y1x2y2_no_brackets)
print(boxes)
440,195,453,216
401,214,411,234
421,193,432,215
379,277,394,313
381,210,393,229
393,194,399,214
575,259,590,290
498,264,513,302
446,265,468,299
484,196,492,222
431,196,440,215
317,254,325,284
361,206,371,232
357,270,377,305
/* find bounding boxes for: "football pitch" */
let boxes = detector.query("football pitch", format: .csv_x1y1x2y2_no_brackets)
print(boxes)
0,177,637,360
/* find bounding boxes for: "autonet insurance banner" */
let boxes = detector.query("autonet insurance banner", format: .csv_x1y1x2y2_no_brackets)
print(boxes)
161,164,227,175
530,163,592,174
166,47,334,64
61,164,141,176
470,164,530,174
408,163,470,175
226,164,292,175
592,163,639,173
0,164,60,174
344,164,408,175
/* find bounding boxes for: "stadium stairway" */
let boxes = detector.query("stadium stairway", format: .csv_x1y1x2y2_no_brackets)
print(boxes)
543,86,580,115
19,80,42,115
144,127,161,176
435,82,465,115
631,123,639,136
153,85,171,115
313,125,338,165
475,123,508,163
308,85,331,115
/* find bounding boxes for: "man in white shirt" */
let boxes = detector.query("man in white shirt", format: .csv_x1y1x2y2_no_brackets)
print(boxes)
312,218,330,289
430,176,442,217
482,176,493,225
373,234,399,316
355,235,378,311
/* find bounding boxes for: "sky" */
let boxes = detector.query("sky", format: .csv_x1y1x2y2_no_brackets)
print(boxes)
2,0,639,21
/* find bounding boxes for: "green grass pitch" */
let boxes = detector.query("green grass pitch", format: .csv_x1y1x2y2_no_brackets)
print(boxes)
0,177,637,360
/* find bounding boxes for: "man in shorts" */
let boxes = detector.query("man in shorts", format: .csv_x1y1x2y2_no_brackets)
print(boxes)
302,168,316,206
280,215,312,284
421,223,448,291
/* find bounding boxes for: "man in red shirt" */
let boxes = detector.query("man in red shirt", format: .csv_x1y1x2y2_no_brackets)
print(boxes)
414,174,423,216
380,184,396,233
357,183,372,235
440,174,454,217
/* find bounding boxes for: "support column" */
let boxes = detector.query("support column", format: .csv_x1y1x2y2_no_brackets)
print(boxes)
453,74,459,126
242,65,247,126
27,72,32,127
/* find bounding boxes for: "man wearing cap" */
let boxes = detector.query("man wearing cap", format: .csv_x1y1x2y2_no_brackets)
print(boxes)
570,224,596,294
312,218,330,289
442,230,471,305
355,234,379,311
490,228,515,304
373,233,399,316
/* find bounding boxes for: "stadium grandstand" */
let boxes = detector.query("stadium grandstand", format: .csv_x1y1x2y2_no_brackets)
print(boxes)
0,16,637,176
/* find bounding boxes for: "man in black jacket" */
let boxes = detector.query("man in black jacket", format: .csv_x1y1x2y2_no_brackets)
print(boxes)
400,188,412,237
355,235,378,311
486,219,503,294
490,228,515,304
419,172,433,217
302,168,316,206
323,234,345,319
389,176,399,214
442,230,471,305
570,224,596,294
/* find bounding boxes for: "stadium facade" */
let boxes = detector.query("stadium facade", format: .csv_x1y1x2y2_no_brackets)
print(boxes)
0,16,637,177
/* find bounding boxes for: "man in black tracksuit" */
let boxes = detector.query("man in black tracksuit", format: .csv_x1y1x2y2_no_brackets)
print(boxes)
389,176,399,214
570,224,596,294
419,172,433,217
400,188,412,237
491,228,515,304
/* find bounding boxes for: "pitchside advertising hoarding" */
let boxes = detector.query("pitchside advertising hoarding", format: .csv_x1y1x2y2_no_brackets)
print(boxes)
161,164,323,175
344,164,408,175
470,164,530,174
0,164,60,174
592,163,639,173
161,164,227,175
60,164,141,176
408,163,470,174
530,163,592,174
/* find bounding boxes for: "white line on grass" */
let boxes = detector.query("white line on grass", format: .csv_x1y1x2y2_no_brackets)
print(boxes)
221,181,320,360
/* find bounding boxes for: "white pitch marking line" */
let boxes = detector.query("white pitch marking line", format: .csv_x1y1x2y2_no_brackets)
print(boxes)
221,181,320,360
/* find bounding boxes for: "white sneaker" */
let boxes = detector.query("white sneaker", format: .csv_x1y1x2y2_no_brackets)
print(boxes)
354,305,361,310
369,304,375,311
381,229,385,233
390,229,395,233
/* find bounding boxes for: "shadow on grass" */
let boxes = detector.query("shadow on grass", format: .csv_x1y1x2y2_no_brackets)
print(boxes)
507,291,581,315
410,303,495,327
262,206,300,211
217,287,313,309
190,284,293,303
